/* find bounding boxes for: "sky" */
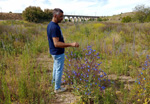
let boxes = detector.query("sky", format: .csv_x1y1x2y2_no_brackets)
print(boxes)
0,0,150,16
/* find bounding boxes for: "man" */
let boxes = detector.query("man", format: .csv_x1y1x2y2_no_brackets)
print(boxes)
47,8,79,93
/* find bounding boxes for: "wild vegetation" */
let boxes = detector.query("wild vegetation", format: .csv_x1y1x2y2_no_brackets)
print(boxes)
0,20,54,103
22,6,53,23
0,19,150,103
62,21,150,103
0,4,150,103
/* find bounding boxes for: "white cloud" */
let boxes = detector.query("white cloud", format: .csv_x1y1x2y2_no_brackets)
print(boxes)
0,0,150,16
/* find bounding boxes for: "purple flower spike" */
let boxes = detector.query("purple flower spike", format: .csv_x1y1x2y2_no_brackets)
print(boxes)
101,86,105,90
100,75,103,77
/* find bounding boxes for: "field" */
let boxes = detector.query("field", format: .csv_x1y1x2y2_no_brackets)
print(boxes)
0,20,150,104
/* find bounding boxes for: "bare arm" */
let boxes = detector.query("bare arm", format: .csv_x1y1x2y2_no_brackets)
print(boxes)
53,37,79,48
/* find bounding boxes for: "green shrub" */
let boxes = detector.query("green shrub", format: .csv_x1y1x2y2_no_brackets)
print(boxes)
22,6,44,23
43,9,53,21
102,18,109,21
65,19,68,22
121,16,132,23
88,18,94,21
145,14,150,22
97,17,102,21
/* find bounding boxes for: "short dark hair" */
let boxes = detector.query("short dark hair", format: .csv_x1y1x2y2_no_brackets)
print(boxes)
53,8,63,16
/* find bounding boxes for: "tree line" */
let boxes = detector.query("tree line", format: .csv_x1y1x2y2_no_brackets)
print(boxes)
22,5,150,23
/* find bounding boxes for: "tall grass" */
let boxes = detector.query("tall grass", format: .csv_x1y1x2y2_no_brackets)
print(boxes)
62,21,150,103
0,20,150,103
0,21,54,103
62,22,149,76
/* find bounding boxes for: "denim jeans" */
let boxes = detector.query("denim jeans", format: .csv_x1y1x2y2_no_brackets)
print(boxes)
52,53,65,90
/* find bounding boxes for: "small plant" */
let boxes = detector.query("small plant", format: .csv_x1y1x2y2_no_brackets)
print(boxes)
83,27,90,37
64,46,110,103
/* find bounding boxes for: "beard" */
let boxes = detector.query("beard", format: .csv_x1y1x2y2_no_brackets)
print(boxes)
58,19,62,23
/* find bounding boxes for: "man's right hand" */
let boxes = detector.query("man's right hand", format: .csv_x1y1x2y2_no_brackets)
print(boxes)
72,42,79,47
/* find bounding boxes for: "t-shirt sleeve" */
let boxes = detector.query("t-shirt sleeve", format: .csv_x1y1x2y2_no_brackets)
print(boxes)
51,26,60,38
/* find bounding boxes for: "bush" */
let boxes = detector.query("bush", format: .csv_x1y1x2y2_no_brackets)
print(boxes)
97,17,102,21
43,9,53,21
64,46,110,103
65,19,68,22
133,5,150,23
145,14,150,22
22,6,44,23
88,18,94,21
121,16,132,23
102,18,108,21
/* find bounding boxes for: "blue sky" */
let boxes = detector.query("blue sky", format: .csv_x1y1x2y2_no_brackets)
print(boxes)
0,0,150,16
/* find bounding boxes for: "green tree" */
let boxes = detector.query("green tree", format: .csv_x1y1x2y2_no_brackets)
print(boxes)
43,9,53,21
22,6,44,23
145,14,150,22
133,5,150,22
121,16,132,23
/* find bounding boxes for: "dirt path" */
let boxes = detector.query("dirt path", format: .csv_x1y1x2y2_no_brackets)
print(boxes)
108,74,136,90
36,53,77,104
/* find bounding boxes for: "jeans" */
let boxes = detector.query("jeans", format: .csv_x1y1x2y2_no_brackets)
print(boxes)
52,53,65,90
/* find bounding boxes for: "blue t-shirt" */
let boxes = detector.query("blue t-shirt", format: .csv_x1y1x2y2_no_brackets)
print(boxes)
47,21,65,55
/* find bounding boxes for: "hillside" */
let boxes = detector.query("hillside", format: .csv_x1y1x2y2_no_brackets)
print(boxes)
107,12,136,21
